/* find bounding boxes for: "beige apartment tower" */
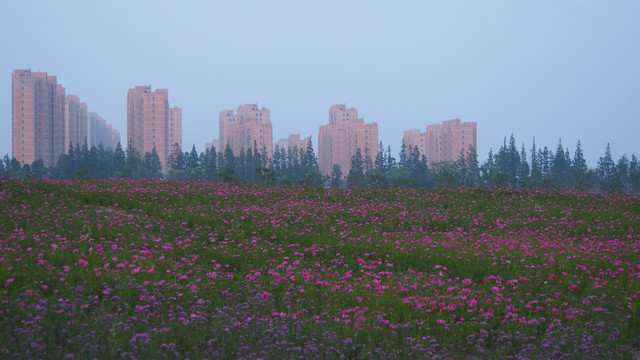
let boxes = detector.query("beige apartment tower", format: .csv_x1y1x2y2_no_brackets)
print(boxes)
404,119,477,164
127,86,181,173
12,69,120,167
12,69,65,167
318,104,378,176
219,104,273,158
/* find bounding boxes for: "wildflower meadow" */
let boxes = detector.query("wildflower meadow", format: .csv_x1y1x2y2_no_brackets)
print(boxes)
1,178,639,359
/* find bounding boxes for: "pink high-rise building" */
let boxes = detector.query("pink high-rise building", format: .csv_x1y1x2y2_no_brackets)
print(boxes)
64,95,88,150
13,69,120,166
219,104,273,158
275,133,311,152
318,104,378,176
89,112,120,149
12,69,66,167
127,86,180,173
404,119,477,165
403,129,424,155
169,107,182,149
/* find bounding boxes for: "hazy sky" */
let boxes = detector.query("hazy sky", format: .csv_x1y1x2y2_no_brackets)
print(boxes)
2,1,638,167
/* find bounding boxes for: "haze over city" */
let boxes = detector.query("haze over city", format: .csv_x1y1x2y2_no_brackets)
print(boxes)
2,1,638,166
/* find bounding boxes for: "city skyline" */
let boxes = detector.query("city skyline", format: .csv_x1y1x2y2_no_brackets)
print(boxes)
2,1,639,167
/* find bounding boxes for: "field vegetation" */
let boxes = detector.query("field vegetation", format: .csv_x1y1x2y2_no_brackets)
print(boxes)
1,179,639,359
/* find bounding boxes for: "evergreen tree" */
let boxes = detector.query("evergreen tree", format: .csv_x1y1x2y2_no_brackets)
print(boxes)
347,148,365,187
223,142,235,172
142,147,163,178
398,140,407,168
629,154,640,192
494,135,519,184
375,142,385,170
386,145,396,173
186,144,200,179
31,159,45,179
480,149,497,186
597,143,617,192
456,148,468,186
363,147,374,177
113,142,126,177
465,146,480,186
236,149,247,183
9,157,22,178
0,155,6,177
551,139,570,188
517,144,530,187
169,142,185,171
572,140,589,189
539,147,553,183
616,155,630,192
330,164,343,187
302,138,319,172
125,142,142,179
203,146,218,181
529,138,541,186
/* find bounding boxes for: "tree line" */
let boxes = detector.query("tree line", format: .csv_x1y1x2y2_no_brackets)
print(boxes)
1,135,638,193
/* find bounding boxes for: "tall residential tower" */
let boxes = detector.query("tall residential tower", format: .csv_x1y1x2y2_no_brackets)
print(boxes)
404,119,477,164
127,86,181,172
318,104,378,176
219,104,273,158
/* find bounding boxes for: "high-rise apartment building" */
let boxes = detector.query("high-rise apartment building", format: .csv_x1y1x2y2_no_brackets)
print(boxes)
89,112,120,149
404,119,477,164
12,69,65,167
127,86,181,172
169,107,182,150
274,133,311,152
219,104,273,158
318,104,378,176
64,94,89,151
12,69,121,167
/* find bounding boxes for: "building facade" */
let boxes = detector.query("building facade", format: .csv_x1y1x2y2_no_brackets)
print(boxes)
64,94,89,151
12,70,64,167
318,104,378,176
219,104,273,158
169,107,182,150
89,112,120,149
12,69,120,167
404,119,477,164
274,133,311,152
127,86,181,172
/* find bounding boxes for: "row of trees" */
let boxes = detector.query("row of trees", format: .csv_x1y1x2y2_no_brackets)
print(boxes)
1,135,639,193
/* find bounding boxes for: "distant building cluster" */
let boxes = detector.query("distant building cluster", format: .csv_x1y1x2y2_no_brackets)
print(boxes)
12,69,120,167
11,69,478,177
404,119,477,165
209,104,477,177
274,133,311,152
318,104,378,176
219,104,273,158
127,86,182,172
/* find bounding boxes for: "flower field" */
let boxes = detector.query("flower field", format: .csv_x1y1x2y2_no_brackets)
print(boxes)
1,179,639,359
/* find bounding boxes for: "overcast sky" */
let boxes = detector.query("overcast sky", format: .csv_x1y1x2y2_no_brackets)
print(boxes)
2,1,638,167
